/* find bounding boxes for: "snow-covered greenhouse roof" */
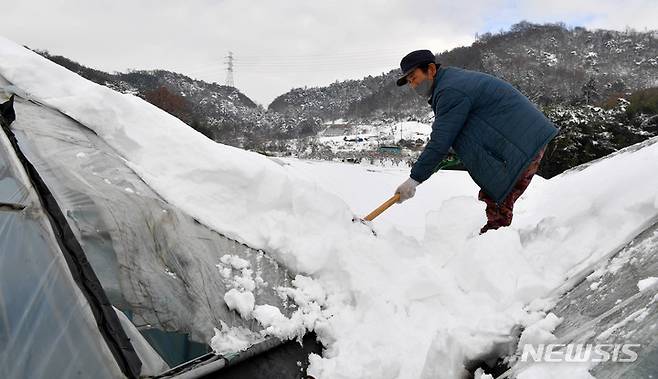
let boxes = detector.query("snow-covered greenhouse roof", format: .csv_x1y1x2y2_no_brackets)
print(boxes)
0,46,316,378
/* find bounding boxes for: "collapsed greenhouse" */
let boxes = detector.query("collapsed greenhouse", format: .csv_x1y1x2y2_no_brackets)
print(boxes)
0,88,320,378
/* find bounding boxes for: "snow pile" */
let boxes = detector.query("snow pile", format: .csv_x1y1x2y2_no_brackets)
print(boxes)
216,254,263,291
253,275,330,341
2,37,658,378
637,277,658,292
224,289,255,319
210,321,262,355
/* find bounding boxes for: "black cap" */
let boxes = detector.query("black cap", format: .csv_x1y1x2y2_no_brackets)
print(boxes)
396,50,436,86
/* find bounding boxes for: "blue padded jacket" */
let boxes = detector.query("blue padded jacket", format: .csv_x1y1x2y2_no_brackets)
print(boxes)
410,66,559,203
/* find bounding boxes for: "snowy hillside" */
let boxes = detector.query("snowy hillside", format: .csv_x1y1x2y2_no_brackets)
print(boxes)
35,51,319,145
1,36,657,379
272,22,658,120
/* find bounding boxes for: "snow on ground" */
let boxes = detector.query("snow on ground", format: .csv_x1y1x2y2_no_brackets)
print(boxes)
2,37,658,378
278,158,483,240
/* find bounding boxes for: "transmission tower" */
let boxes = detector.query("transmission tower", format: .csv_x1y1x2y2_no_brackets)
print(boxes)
224,51,234,87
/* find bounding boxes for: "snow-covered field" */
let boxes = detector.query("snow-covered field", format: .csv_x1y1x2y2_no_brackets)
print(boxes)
2,37,657,378
316,120,431,155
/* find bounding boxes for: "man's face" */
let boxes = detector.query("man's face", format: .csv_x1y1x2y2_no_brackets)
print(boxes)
406,63,436,88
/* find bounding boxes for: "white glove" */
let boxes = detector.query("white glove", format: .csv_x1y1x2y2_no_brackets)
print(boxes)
395,177,419,203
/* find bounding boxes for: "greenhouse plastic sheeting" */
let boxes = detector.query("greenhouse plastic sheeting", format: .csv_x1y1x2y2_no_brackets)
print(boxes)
551,219,658,378
0,119,127,378
7,95,298,367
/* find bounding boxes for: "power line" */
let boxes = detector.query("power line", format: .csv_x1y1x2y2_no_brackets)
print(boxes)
191,65,395,75
185,50,404,75
234,57,401,67
234,53,401,64
178,49,402,71
187,61,398,76
236,47,404,59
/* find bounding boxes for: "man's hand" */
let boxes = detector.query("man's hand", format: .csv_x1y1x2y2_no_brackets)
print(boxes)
395,177,419,203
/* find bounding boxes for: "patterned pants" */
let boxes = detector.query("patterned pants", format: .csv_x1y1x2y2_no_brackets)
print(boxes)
478,148,545,234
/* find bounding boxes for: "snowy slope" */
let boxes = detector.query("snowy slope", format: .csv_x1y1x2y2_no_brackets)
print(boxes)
2,36,658,378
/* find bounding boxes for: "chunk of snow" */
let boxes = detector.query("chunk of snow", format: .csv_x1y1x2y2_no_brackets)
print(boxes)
253,304,286,327
210,321,261,355
234,269,256,292
518,313,563,348
474,371,494,379
217,267,232,279
224,289,255,319
637,277,658,292
219,254,250,270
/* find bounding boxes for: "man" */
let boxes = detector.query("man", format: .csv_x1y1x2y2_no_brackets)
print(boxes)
394,50,558,234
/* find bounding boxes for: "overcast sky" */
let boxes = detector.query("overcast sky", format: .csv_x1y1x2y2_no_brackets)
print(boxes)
2,0,657,105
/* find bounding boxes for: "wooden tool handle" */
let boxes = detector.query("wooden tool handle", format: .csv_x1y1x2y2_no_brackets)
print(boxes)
364,193,400,221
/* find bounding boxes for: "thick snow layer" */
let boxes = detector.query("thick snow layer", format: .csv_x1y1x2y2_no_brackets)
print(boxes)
637,276,658,292
2,37,658,378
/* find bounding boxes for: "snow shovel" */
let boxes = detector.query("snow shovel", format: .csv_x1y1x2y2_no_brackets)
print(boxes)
353,153,461,234
363,193,400,221
352,193,400,235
